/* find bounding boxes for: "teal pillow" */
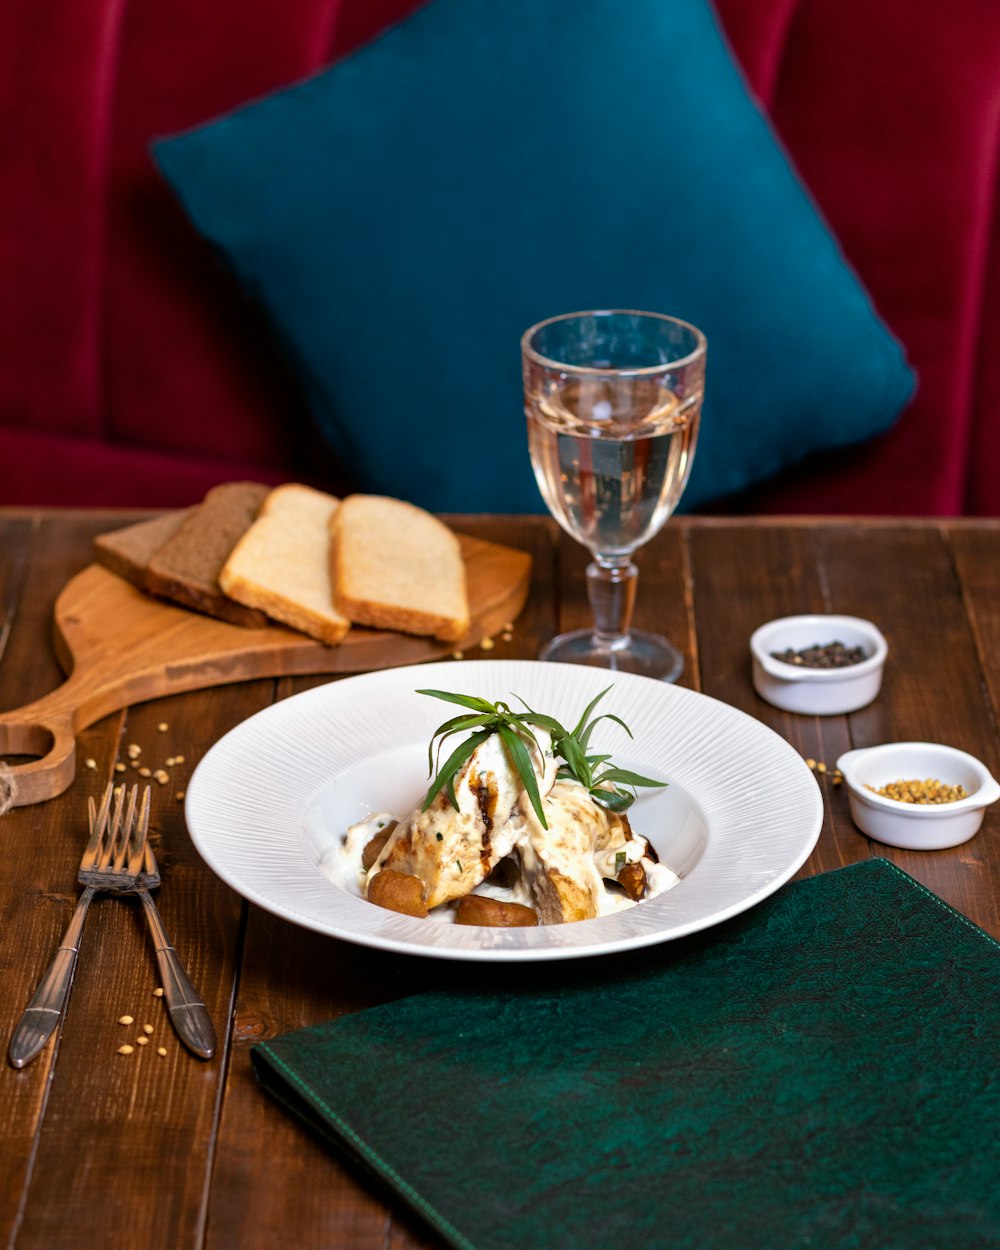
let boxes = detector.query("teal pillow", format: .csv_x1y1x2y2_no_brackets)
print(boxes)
154,0,914,513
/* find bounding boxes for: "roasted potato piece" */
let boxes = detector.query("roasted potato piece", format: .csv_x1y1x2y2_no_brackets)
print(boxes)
454,896,538,927
361,822,397,871
368,869,428,917
617,862,647,901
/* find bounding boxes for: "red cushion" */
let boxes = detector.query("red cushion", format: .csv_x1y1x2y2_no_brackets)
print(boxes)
1,0,998,513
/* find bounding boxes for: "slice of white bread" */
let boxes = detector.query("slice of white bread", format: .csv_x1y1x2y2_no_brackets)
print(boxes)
330,495,469,643
219,483,350,645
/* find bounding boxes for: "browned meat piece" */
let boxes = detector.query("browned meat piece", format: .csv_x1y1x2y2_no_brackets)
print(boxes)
454,896,538,927
361,822,397,870
617,862,647,900
368,869,428,917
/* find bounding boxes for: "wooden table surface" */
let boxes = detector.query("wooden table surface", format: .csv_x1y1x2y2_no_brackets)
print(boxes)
1,511,998,1249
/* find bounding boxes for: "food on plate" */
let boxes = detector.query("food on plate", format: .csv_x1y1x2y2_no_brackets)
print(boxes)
454,896,538,927
337,688,676,926
367,868,429,918
219,483,351,645
330,494,469,643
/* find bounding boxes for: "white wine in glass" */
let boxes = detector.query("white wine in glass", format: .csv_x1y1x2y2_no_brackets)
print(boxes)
522,310,706,681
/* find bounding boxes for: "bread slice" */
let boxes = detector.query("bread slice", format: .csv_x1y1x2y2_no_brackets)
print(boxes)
145,482,271,628
219,483,350,645
94,509,192,589
330,495,469,643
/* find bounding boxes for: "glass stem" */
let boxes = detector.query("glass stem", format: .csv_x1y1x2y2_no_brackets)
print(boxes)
586,557,638,649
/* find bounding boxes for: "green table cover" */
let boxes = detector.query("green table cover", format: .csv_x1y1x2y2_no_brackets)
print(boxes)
252,859,1000,1250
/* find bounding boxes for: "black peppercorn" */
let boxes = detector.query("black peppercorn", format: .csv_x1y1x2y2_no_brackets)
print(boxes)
771,641,868,669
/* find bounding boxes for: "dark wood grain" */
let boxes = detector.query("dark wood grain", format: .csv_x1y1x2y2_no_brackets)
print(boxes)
2,512,999,1250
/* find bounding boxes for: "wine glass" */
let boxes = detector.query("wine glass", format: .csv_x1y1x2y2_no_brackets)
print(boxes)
522,309,707,681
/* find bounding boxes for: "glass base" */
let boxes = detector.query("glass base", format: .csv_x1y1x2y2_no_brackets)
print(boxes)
538,628,684,682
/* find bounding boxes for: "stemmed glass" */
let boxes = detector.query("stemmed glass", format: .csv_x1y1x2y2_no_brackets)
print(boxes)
522,309,707,682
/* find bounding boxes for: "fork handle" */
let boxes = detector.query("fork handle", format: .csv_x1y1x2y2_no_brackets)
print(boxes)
137,889,216,1060
8,887,96,1068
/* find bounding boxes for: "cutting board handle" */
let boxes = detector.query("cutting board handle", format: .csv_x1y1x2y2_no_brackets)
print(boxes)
0,687,80,810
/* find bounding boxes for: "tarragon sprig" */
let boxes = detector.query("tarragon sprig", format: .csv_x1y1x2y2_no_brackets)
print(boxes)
417,686,665,829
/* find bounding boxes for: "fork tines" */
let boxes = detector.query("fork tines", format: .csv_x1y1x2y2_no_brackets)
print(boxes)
88,783,150,878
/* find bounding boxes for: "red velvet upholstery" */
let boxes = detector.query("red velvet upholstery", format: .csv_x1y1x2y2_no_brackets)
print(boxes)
2,0,998,513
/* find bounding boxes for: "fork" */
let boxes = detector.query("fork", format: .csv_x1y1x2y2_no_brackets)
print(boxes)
124,787,216,1060
8,783,145,1068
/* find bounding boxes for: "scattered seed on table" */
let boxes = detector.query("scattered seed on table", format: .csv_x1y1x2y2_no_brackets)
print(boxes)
153,987,164,997
84,758,97,771
153,769,169,785
156,1047,167,1057
114,762,126,773
174,754,185,765
479,637,495,651
157,722,169,733
136,1036,149,1046
451,651,463,660
138,767,152,778
806,758,817,770
118,1045,134,1055
118,1015,134,1026
143,1024,154,1035
816,762,827,774
165,757,176,767
175,790,185,802
127,744,141,759
502,621,514,632
501,632,513,643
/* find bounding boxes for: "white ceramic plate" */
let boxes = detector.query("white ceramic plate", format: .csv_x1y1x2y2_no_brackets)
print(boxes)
185,660,822,962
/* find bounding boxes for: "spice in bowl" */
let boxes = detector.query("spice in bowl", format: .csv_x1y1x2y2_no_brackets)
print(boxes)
770,641,868,669
864,778,968,805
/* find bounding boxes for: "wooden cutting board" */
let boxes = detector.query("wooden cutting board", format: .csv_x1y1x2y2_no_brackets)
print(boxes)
0,533,531,808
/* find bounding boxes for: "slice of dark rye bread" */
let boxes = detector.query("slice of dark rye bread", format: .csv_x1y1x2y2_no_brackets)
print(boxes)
144,482,271,627
94,482,272,628
94,509,192,587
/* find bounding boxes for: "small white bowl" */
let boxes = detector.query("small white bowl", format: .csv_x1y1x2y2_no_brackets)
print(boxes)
749,614,888,716
837,741,1000,850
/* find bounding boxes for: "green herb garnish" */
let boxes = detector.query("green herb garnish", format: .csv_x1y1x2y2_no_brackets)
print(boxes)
417,686,665,829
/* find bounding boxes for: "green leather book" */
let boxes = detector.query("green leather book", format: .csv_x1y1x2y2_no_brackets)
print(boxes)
251,860,1000,1249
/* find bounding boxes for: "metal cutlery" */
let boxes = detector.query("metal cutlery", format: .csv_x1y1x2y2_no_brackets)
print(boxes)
9,783,144,1068
124,787,216,1060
